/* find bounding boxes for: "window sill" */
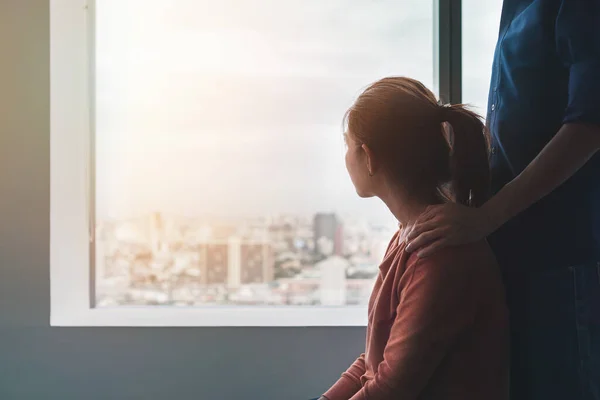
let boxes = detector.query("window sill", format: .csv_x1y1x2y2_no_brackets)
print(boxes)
51,306,368,327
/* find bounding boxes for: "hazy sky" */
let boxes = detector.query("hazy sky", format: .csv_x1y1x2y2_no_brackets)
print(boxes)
95,0,503,222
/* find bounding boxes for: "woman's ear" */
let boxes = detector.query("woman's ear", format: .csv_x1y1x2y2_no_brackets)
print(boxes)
361,144,378,176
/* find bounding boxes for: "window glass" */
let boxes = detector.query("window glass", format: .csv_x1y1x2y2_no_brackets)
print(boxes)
95,0,434,307
462,0,504,116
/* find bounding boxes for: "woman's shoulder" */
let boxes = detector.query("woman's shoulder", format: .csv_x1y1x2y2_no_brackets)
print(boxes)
404,240,498,279
395,241,502,307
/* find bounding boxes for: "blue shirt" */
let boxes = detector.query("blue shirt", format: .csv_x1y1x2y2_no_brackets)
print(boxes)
486,0,600,269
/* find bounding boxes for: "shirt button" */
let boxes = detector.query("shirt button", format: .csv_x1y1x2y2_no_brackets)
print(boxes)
491,147,497,155
491,104,496,111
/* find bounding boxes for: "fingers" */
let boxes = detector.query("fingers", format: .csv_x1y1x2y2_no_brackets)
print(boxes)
405,205,443,238
416,238,449,258
419,205,440,222
406,219,439,244
405,229,445,253
407,209,437,234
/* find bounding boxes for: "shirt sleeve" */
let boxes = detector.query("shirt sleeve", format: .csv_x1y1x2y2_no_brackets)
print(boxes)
323,354,366,400
349,254,479,400
556,0,600,126
324,232,399,400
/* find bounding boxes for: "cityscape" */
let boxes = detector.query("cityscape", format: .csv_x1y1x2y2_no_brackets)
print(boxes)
96,212,397,307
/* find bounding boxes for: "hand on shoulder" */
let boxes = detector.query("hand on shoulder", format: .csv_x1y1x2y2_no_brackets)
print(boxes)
404,203,495,257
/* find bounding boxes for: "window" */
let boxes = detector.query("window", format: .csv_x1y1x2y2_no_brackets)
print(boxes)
51,0,440,326
462,0,504,115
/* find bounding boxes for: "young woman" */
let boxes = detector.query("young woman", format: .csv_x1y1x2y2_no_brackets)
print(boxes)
319,77,509,400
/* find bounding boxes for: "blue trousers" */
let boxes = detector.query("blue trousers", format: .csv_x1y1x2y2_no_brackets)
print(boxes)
505,261,600,400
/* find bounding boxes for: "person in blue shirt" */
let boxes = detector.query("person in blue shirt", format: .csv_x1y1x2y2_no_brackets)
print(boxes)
405,1,600,399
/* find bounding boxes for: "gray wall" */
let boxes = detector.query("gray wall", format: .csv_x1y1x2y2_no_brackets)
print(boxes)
0,1,365,399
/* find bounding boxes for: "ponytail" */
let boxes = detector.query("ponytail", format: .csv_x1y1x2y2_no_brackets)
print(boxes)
442,105,491,207
345,77,490,209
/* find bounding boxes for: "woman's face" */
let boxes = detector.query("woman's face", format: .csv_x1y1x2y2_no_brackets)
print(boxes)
344,132,375,198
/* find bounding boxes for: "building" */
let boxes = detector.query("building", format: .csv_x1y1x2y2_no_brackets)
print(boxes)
198,238,274,288
240,242,274,284
205,243,229,285
314,213,344,256
317,255,349,306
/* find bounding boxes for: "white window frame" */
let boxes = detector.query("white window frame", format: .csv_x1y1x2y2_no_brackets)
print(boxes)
49,0,369,327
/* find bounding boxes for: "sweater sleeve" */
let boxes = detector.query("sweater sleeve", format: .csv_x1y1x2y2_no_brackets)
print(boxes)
350,253,478,400
324,231,402,400
323,353,366,400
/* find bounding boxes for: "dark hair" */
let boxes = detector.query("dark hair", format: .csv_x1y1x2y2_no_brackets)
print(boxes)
344,76,490,207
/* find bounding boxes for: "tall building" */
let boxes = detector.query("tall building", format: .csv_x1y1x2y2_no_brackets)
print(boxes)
148,212,166,254
314,213,344,256
205,243,228,285
318,256,348,306
240,243,274,284
197,238,274,288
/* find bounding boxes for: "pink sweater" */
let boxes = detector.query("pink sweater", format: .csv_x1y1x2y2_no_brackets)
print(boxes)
324,232,509,400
